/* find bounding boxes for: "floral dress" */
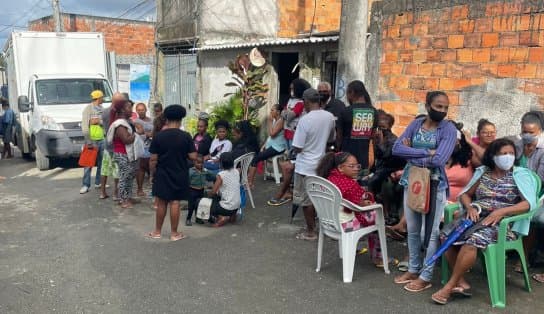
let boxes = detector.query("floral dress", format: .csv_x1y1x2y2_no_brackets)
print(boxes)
454,170,521,249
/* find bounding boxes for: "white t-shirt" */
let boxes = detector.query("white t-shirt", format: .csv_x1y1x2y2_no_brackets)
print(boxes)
292,109,335,176
209,138,232,161
218,168,241,210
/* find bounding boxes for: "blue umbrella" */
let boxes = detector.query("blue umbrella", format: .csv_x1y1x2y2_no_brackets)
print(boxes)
424,218,474,267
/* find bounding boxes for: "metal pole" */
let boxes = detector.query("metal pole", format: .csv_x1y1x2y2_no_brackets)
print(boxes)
52,0,63,32
335,0,369,101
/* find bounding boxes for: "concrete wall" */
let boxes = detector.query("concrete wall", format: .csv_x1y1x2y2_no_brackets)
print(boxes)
199,0,278,45
156,0,196,42
368,0,544,136
29,14,155,56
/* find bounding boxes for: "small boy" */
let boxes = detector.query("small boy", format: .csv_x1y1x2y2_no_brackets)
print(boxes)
187,155,216,225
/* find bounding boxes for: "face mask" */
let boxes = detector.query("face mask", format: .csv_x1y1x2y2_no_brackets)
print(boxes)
521,133,538,145
319,92,330,102
493,154,515,171
428,107,447,122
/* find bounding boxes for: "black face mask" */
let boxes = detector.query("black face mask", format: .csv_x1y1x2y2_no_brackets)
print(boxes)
319,93,330,103
428,107,447,122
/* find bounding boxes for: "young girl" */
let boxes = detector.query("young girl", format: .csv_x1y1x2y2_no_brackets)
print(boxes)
316,151,385,266
204,120,232,172
208,152,241,227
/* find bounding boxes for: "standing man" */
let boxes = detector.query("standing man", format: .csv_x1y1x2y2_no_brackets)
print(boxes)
80,90,106,194
337,80,377,171
1,97,15,159
292,88,335,240
318,81,345,150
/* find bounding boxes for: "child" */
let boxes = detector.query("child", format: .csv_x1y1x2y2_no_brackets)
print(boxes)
187,155,216,226
208,152,241,227
316,151,386,266
204,120,232,173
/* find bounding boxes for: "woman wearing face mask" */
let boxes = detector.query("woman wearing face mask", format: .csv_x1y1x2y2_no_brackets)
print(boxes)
392,91,457,292
431,138,538,304
282,79,311,150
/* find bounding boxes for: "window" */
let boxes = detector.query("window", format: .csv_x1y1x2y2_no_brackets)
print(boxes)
35,79,112,105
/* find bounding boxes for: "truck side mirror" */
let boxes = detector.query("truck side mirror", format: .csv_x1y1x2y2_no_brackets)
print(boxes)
18,95,32,112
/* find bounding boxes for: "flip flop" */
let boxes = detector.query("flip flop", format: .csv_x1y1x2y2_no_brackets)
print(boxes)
295,232,317,241
170,233,187,241
267,198,290,206
386,226,407,241
99,195,109,200
532,273,544,283
404,281,432,292
397,261,409,272
394,273,417,284
452,286,472,297
431,291,450,305
146,232,161,239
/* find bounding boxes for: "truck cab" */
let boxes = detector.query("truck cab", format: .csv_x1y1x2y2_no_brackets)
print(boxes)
17,74,113,170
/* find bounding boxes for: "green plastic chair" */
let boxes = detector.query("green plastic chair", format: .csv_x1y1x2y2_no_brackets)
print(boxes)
440,172,541,308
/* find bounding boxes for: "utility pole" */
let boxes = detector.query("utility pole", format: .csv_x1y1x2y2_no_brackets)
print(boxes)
335,0,369,101
52,0,63,32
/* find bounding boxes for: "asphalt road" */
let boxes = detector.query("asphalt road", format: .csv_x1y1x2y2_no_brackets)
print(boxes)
1,154,543,314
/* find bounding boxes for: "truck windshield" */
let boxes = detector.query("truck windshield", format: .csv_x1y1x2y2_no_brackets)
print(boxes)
35,79,112,105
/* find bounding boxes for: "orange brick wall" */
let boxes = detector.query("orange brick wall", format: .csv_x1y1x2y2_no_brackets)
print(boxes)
277,0,342,37
29,15,154,55
377,0,544,134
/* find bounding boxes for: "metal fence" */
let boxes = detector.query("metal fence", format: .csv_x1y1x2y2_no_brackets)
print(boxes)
164,54,197,116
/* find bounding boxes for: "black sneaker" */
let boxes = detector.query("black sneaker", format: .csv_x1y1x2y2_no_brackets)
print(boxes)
195,218,205,224
185,219,192,226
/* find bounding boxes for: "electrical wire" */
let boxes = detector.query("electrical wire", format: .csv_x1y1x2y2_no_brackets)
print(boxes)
0,0,48,33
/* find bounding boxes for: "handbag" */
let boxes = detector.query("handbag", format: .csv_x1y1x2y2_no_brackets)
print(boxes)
78,144,98,167
196,197,213,220
407,165,431,214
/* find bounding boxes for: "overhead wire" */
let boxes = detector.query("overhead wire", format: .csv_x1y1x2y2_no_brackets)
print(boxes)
0,0,49,33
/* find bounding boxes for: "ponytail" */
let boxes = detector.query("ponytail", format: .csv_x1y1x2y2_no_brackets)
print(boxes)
316,151,351,178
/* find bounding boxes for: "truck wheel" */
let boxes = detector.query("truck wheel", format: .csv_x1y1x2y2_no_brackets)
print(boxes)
35,147,50,170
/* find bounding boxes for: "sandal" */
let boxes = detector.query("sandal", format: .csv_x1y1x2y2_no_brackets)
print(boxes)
146,232,161,239
99,194,109,200
397,261,409,272
386,226,407,241
404,280,432,292
451,286,472,297
170,233,187,241
295,232,317,241
532,273,544,283
267,198,290,206
394,272,418,284
431,291,450,305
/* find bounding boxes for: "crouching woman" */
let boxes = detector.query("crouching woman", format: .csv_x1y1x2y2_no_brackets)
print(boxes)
432,138,538,305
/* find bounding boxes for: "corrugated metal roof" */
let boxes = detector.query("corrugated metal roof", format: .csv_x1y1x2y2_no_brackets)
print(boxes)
196,35,339,51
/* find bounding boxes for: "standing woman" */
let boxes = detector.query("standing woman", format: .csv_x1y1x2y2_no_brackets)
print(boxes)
147,105,197,241
107,99,137,209
134,103,154,197
392,91,457,292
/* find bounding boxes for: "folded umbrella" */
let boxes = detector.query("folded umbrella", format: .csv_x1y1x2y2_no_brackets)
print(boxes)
424,218,473,267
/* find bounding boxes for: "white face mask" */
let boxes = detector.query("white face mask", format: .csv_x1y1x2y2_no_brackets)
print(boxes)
493,154,515,171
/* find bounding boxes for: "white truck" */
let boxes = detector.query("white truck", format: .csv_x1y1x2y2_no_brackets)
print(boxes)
3,31,113,170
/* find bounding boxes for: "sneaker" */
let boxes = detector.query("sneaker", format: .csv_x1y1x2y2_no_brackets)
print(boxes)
185,219,192,226
79,186,90,194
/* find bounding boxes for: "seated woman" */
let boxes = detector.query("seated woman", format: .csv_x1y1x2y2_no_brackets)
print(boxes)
208,152,241,227
431,138,538,305
248,104,288,187
231,120,259,160
317,151,388,266
204,120,232,172
464,118,496,167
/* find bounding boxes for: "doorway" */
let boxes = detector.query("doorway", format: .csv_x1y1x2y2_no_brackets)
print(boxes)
271,52,299,107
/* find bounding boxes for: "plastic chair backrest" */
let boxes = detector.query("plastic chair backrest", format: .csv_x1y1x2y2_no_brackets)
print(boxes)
234,152,255,185
305,176,343,234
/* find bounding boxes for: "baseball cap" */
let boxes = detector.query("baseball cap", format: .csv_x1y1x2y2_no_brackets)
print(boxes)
302,88,321,102
91,90,104,100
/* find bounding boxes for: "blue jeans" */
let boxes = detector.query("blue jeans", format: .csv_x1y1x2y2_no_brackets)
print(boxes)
82,140,104,187
404,188,446,282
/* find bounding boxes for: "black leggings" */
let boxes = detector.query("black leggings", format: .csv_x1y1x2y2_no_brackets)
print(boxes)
250,147,284,167
187,188,204,220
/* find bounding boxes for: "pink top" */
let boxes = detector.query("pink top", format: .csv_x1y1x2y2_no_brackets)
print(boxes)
471,136,480,145
446,163,474,202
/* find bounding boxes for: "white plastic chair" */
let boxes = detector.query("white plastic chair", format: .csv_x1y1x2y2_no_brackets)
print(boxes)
234,152,255,209
304,176,390,283
264,154,284,185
